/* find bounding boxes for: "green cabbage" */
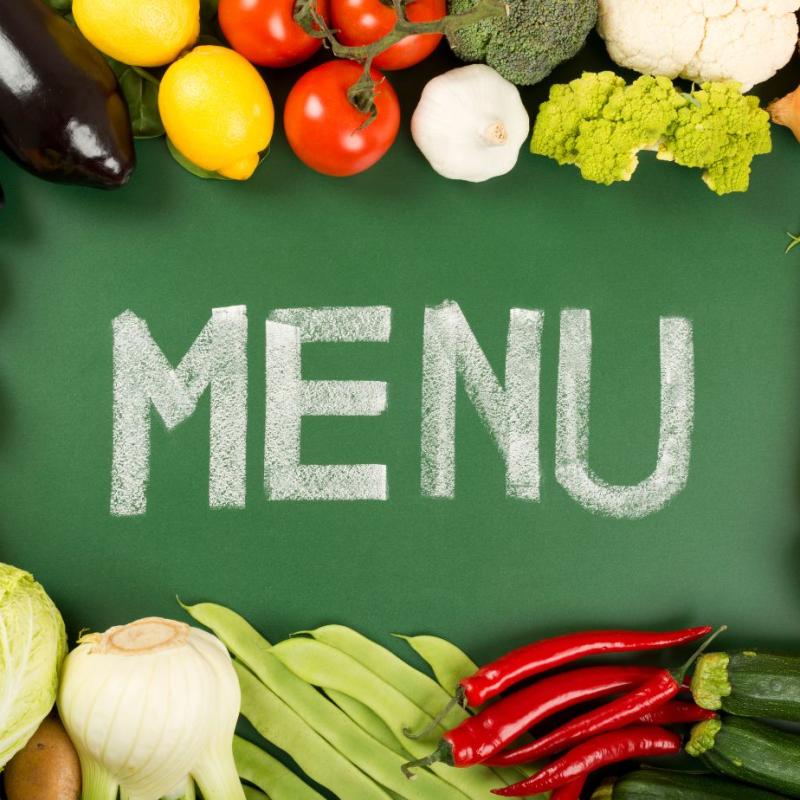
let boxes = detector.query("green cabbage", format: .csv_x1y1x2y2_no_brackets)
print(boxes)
0,562,66,769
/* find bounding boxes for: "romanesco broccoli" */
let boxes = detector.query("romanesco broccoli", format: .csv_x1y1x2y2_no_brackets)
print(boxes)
446,0,597,86
661,84,773,196
531,72,772,195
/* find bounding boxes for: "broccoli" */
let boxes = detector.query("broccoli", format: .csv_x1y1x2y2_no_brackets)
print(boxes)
446,0,598,86
531,72,772,195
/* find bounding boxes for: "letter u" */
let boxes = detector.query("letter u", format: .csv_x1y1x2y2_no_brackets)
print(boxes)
555,310,694,518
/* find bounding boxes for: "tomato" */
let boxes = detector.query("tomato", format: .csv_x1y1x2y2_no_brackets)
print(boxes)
219,0,329,68
331,0,446,70
284,61,400,176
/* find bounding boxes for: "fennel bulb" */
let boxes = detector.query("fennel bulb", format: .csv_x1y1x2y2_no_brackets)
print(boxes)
57,617,245,800
0,562,66,769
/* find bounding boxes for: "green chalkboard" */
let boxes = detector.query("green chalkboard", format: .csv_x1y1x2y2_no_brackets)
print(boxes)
1,34,800,676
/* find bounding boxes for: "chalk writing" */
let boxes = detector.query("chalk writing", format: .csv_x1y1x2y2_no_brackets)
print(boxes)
110,303,694,519
111,306,248,517
421,302,543,500
266,307,390,501
556,311,694,518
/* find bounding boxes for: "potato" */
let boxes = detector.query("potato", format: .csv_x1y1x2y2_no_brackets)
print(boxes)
3,716,80,800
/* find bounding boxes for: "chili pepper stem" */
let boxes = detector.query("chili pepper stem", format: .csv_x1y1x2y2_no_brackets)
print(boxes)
672,626,728,685
403,689,465,740
401,741,453,778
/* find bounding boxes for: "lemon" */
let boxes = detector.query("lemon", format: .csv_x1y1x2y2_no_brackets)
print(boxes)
73,0,199,67
159,46,274,180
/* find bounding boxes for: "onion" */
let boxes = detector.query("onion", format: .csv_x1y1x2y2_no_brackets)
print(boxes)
769,85,800,143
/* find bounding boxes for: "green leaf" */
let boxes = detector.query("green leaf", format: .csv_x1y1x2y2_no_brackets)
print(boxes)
197,33,225,47
107,60,165,139
166,140,270,181
42,0,72,13
166,139,234,181
200,0,219,20
786,232,800,254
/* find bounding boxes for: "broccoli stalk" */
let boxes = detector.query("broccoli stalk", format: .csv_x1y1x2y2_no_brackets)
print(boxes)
446,0,597,86
531,72,772,195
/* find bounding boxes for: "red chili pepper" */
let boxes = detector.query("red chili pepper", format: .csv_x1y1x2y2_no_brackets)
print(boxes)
409,626,716,745
401,665,660,774
637,700,716,725
487,668,680,766
462,627,712,708
551,776,587,800
487,627,724,767
490,726,682,797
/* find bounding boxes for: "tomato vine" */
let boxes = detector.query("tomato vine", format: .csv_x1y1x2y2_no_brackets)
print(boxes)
292,0,508,118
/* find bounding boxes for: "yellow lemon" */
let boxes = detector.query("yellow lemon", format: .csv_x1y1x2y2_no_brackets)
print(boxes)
159,46,274,180
73,0,199,67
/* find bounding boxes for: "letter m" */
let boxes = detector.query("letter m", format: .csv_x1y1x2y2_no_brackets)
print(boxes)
110,306,247,517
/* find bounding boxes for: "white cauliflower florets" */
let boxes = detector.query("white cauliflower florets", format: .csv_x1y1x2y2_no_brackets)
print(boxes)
598,0,800,92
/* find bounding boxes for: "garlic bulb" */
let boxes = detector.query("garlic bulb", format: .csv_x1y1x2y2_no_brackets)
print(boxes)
57,617,244,800
411,64,530,182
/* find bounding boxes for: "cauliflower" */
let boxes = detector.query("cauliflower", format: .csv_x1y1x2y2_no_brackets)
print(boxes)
531,71,772,194
597,0,800,92
446,0,597,86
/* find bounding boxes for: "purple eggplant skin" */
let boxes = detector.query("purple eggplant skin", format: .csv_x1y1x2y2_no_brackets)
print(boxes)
0,0,136,188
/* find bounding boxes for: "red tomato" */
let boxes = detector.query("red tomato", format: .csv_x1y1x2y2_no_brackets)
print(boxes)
219,0,329,68
284,60,400,177
331,0,446,70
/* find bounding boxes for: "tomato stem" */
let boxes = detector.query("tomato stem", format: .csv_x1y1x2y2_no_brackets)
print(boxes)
293,0,508,120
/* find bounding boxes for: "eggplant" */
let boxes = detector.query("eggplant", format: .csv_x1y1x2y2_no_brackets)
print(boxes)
0,0,135,188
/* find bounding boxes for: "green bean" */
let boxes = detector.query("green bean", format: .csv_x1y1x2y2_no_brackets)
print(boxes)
303,626,470,731
271,638,504,799
237,661,391,800
242,785,269,800
251,655,467,799
395,635,477,697
184,603,467,800
233,736,321,800
182,599,276,649
325,689,409,757
302,627,530,786
234,737,318,800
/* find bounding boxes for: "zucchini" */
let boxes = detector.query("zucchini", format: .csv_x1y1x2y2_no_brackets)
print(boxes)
592,769,791,800
687,717,800,798
691,651,800,721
